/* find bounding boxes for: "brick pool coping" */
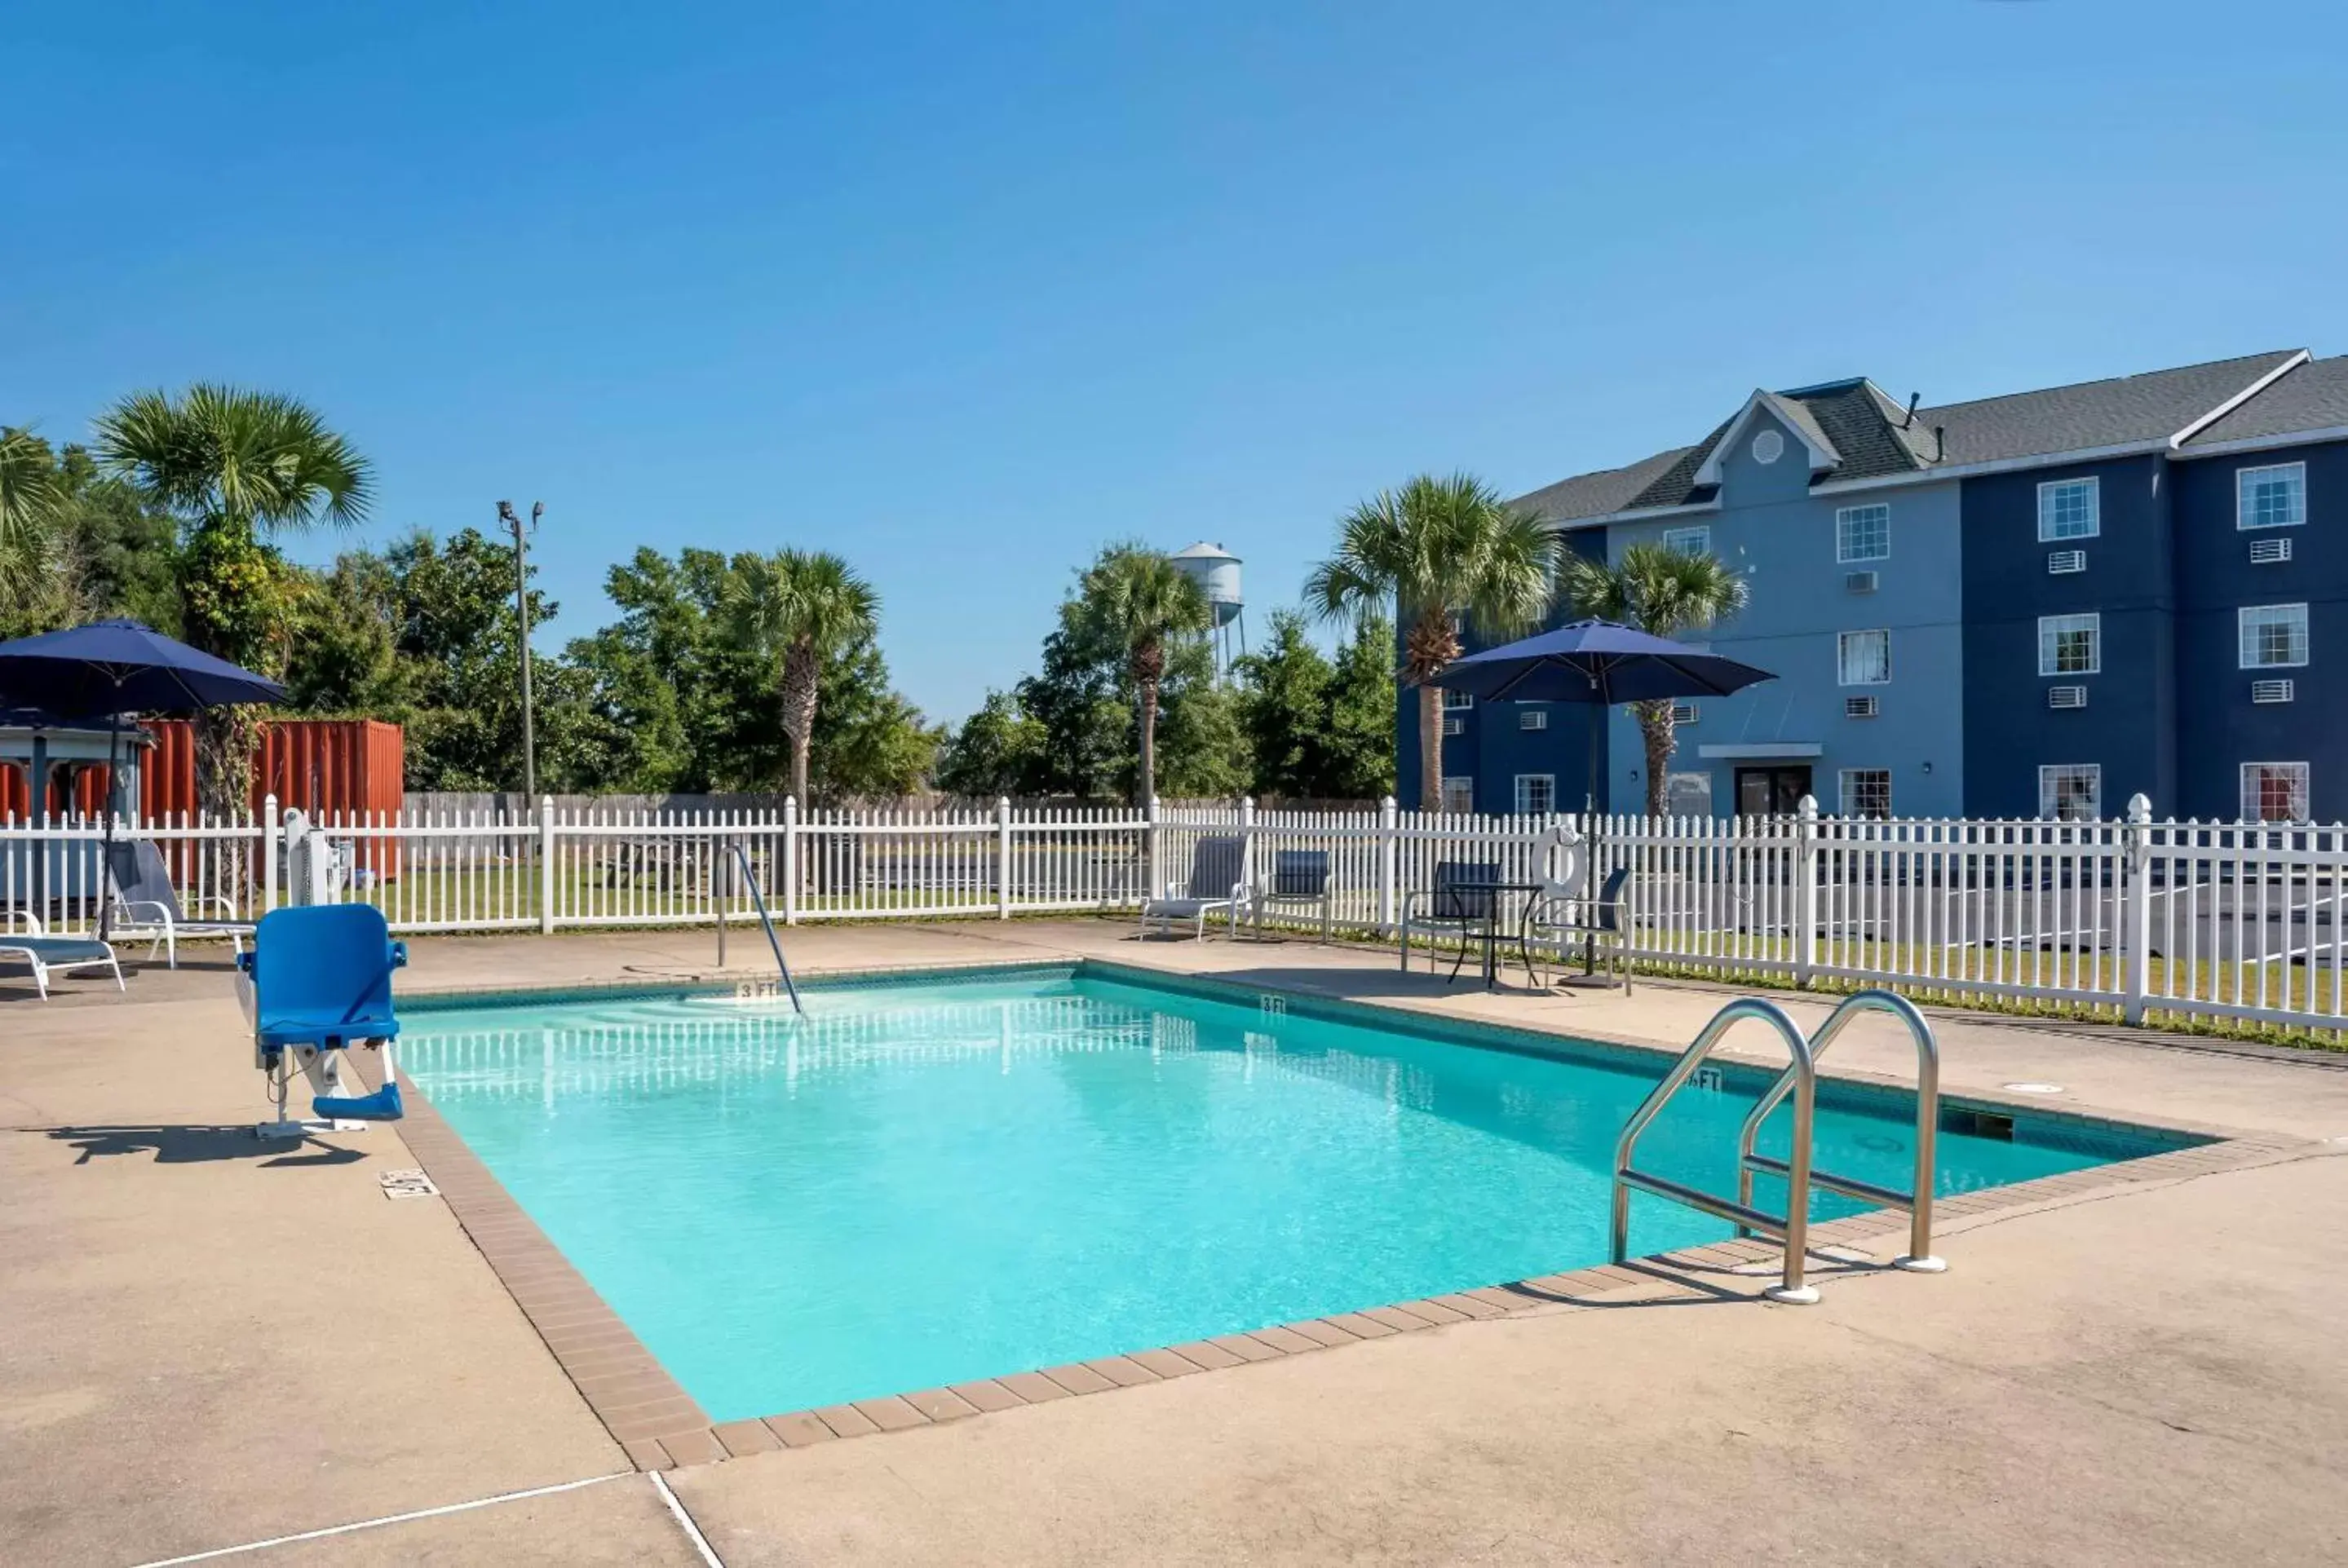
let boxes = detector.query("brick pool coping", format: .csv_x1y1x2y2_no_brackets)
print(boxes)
380,973,2318,1473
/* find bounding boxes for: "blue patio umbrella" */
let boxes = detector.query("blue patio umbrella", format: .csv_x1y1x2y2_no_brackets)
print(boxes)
0,619,288,938
1434,619,1776,814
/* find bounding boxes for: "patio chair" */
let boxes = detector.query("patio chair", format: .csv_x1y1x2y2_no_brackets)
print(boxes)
1249,849,1333,941
1398,860,1503,983
0,909,124,1000
104,838,255,968
237,903,409,1135
1527,864,1634,993
1140,835,1251,939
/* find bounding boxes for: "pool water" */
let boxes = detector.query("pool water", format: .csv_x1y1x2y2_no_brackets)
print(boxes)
400,967,2173,1420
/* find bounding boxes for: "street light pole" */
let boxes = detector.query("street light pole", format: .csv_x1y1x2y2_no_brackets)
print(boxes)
497,500,542,804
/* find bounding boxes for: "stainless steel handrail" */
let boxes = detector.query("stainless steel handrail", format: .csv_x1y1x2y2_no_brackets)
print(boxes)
1611,996,1820,1305
1733,989,1943,1273
717,841,803,1015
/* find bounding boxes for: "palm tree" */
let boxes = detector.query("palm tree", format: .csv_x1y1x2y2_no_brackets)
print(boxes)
721,549,879,802
1303,473,1558,812
1081,542,1211,806
95,386,371,811
1561,541,1750,815
0,430,66,629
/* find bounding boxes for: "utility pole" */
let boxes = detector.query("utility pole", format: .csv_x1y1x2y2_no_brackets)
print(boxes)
497,500,543,804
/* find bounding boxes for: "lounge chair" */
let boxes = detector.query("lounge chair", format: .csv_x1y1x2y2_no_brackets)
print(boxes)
1,910,124,1000
1249,849,1333,940
237,903,409,1135
1140,836,1251,939
1398,860,1503,983
105,838,255,967
1527,864,1634,992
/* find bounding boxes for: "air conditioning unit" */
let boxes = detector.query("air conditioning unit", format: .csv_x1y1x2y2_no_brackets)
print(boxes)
2047,550,2086,574
2252,678,2296,704
1844,695,1879,719
2048,685,2087,709
1518,709,1548,731
1844,571,1878,594
1670,701,1700,724
1442,717,1465,737
2250,537,2293,564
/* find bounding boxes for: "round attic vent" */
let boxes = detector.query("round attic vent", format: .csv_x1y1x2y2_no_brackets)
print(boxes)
1751,428,1785,465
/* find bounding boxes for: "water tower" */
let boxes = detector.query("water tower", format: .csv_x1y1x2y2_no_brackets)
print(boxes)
1170,541,1245,678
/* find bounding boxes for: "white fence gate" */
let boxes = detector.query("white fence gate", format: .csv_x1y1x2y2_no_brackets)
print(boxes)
6,792,2345,1036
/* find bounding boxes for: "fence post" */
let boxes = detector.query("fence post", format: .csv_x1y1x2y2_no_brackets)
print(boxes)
2124,793,2153,1025
262,793,279,914
782,795,800,925
1378,796,1399,934
1795,794,1820,987
997,796,1013,920
537,796,557,934
1239,795,1256,881
1147,795,1163,899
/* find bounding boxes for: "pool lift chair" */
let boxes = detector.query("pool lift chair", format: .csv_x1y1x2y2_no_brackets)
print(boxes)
235,903,409,1139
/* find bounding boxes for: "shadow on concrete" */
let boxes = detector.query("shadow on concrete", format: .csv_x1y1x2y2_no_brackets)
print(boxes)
34,1124,369,1168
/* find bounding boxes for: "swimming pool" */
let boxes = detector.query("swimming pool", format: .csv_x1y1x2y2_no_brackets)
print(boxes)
401,965,2188,1421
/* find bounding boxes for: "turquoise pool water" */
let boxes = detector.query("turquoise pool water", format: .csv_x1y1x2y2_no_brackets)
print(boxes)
400,966,2178,1420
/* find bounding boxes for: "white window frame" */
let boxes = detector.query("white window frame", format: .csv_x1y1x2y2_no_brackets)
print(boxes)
2238,603,2309,669
1518,709,1548,731
1837,768,1892,819
1441,687,1474,709
1513,774,1556,815
2037,478,2100,541
2236,462,2307,531
2240,762,2310,824
1661,525,1711,556
1836,503,1890,563
2038,764,2103,822
2038,613,2101,677
1837,628,1891,687
1439,776,1475,814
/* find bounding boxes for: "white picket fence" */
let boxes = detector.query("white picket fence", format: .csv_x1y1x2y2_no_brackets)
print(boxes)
6,793,2346,1036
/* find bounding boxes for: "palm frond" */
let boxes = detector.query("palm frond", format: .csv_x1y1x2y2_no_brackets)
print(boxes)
95,383,373,533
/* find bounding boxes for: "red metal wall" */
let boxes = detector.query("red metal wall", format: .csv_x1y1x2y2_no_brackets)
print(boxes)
2,719,405,873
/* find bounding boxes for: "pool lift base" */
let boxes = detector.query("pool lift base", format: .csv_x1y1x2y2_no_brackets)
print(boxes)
1611,991,1947,1309
254,1040,400,1140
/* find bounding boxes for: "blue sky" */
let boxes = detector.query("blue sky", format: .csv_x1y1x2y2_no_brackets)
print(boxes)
8,2,2345,722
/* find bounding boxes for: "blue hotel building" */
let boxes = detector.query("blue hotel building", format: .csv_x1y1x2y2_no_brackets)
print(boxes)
1406,348,2348,822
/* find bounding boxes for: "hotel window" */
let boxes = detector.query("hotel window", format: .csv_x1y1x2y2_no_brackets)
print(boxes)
1837,629,1890,685
1441,687,1474,709
1836,504,1890,563
2037,478,2100,541
2240,762,2310,824
1514,774,1556,815
1838,769,1892,819
2237,462,2306,531
1662,526,1711,556
2038,613,2101,676
1519,709,1548,731
1439,776,1475,814
2038,764,2103,822
2238,603,2309,668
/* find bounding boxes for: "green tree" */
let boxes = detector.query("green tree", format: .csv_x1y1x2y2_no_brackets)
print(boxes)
1231,608,1396,802
720,550,881,803
95,386,370,811
1560,541,1750,815
1076,541,1213,806
1322,612,1398,799
1304,472,1557,812
1014,598,1131,798
0,429,66,631
934,690,1048,798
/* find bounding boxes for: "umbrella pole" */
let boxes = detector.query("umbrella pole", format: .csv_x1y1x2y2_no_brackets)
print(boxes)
98,713,122,943
1583,689,1602,976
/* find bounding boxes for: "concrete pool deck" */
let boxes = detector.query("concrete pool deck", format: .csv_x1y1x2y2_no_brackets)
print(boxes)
6,918,2347,1564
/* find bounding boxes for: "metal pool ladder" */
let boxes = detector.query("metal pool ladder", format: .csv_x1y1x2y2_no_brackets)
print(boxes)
1608,989,1944,1305
1736,990,1944,1275
718,841,803,1015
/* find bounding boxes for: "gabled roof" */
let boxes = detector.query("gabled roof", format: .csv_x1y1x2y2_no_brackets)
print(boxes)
1512,349,2318,524
2182,355,2348,448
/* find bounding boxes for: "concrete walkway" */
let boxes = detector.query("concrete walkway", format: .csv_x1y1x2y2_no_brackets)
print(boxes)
5,918,2346,1564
